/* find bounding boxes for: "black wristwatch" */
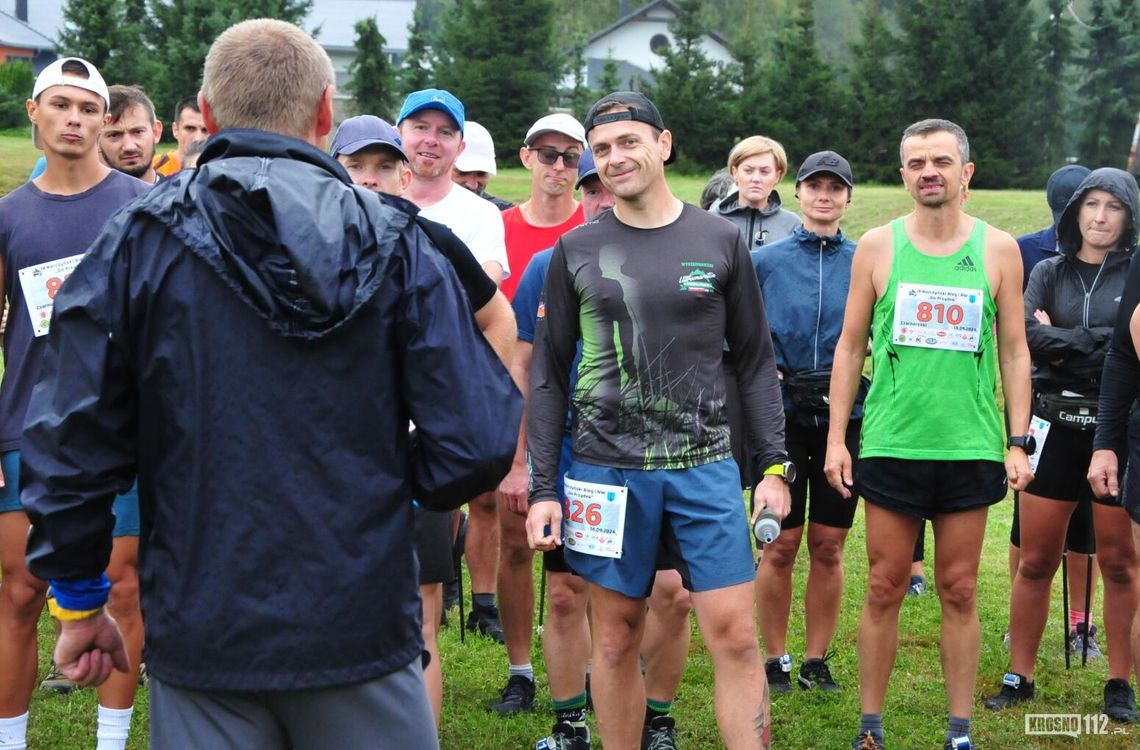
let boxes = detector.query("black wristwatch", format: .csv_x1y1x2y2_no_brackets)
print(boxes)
1007,435,1037,454
763,460,797,484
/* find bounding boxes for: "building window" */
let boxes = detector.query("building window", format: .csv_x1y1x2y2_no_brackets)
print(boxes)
649,33,670,55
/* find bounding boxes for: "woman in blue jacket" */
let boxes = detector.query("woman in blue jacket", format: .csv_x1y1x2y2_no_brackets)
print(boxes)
752,151,863,694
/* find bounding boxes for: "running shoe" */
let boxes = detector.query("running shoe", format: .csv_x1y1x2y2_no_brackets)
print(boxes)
852,730,884,749
1069,623,1104,660
641,716,679,750
1104,679,1139,723
798,651,840,692
466,603,505,643
491,674,536,715
984,672,1034,711
764,655,793,693
536,722,590,750
906,575,926,596
39,662,78,694
943,735,973,750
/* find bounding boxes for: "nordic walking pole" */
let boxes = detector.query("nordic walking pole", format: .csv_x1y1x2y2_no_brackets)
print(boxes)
1062,545,1071,669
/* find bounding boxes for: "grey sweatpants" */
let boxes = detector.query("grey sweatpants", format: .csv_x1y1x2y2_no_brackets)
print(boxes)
149,659,439,749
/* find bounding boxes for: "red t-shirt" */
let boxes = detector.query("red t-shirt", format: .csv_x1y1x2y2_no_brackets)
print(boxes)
501,203,585,300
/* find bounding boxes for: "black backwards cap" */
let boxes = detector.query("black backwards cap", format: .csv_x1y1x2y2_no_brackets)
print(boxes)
583,91,676,165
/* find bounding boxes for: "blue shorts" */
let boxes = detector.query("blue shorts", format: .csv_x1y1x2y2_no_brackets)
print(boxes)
0,451,140,537
562,457,754,598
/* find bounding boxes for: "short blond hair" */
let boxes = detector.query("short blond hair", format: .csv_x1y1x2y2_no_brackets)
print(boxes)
726,135,788,178
201,19,334,139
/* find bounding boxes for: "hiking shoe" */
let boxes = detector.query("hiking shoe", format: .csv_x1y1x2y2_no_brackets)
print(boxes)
906,575,926,596
764,654,793,693
984,672,1034,711
944,736,973,750
1069,623,1104,660
641,716,679,750
852,730,884,750
491,675,536,715
798,651,840,692
1104,679,1139,723
39,662,78,694
536,721,590,750
467,604,505,643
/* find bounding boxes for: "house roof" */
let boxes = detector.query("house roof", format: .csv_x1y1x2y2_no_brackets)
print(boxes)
305,0,414,52
587,0,731,50
0,9,55,50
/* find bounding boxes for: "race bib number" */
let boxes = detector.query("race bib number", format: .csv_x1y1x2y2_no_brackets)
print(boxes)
18,254,84,338
892,282,983,352
562,475,627,559
1026,415,1051,474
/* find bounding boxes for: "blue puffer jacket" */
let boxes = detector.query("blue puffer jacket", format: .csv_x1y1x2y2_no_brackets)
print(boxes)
23,130,522,692
752,225,861,427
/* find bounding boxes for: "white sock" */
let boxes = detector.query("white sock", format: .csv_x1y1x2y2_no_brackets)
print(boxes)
0,712,28,750
508,662,534,682
96,705,133,750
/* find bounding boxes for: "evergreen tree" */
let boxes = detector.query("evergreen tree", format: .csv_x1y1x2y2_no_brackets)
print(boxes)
748,0,848,172
347,17,396,118
1076,0,1140,169
642,0,736,172
597,54,621,96
565,39,593,119
0,61,34,129
433,0,561,162
398,2,433,96
846,0,903,184
59,0,155,89
1030,0,1077,175
146,0,312,129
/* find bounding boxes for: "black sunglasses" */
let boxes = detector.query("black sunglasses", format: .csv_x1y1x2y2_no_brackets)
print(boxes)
528,146,581,168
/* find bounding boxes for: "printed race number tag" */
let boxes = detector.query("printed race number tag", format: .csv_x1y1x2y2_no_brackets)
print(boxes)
562,475,627,559
892,282,983,352
18,254,84,338
1026,415,1051,474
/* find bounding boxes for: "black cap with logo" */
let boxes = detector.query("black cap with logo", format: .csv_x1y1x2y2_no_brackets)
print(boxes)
796,150,854,187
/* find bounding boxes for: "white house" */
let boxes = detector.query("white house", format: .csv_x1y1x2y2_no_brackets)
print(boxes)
575,0,734,90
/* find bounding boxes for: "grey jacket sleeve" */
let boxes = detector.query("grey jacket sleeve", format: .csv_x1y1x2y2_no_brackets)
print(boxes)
1024,261,1111,359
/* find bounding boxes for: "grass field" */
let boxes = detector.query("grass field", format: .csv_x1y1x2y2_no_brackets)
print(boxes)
8,130,1132,748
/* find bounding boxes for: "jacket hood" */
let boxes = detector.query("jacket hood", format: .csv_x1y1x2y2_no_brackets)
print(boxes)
1057,167,1140,256
133,129,410,339
711,186,786,218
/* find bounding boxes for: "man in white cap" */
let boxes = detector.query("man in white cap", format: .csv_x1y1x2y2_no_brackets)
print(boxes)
453,120,513,211
489,112,587,717
0,56,149,750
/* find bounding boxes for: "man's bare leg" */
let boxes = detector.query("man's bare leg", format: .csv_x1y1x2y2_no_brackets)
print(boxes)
691,581,768,749
497,504,534,666
420,583,443,727
643,570,690,709
465,491,501,635
858,504,924,715
755,526,803,659
544,572,590,700
931,506,988,719
588,584,648,750
1091,504,1139,682
1131,522,1140,682
0,511,47,717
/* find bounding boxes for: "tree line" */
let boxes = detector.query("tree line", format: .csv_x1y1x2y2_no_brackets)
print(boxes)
15,0,1140,188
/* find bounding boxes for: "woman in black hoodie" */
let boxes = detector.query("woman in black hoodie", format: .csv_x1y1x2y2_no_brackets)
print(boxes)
987,168,1139,722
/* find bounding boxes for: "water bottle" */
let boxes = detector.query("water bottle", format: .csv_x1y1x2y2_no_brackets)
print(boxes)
752,507,781,545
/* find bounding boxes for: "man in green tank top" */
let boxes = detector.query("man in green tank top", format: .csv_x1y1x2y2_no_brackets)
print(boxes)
824,119,1033,750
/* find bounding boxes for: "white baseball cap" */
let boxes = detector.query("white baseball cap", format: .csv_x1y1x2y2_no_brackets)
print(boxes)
454,121,497,175
524,113,585,148
32,57,110,110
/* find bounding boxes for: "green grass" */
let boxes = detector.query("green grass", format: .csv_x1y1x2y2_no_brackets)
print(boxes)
12,132,1124,747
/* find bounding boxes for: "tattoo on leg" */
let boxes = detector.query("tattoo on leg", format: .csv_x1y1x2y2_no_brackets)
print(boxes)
755,679,771,748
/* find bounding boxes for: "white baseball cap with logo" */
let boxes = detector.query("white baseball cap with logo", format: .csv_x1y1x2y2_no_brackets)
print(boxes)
523,113,585,148
33,57,110,109
454,120,497,175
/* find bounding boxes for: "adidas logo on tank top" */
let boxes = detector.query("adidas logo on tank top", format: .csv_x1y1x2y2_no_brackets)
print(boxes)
954,256,977,271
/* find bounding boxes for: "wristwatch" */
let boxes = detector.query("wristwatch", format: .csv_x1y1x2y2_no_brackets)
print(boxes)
1007,435,1037,454
763,460,797,484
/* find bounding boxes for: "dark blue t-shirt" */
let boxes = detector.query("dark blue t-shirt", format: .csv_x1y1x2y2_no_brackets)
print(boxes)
1016,226,1059,291
0,170,150,450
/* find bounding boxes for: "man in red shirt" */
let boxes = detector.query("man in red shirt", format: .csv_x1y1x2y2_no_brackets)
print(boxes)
499,114,586,301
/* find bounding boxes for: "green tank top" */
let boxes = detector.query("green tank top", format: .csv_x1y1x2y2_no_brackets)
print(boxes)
860,218,1004,461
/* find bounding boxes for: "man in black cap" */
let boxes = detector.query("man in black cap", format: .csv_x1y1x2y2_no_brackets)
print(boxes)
525,91,790,750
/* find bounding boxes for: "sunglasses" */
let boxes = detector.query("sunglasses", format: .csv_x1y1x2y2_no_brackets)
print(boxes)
528,146,581,168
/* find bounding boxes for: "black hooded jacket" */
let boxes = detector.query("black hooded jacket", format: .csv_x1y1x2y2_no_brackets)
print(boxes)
22,130,521,691
1024,167,1137,393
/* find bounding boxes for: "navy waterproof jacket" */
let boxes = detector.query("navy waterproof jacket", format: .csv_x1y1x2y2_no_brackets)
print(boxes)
23,130,521,691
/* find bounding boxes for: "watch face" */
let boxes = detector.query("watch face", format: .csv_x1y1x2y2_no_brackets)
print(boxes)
783,461,797,483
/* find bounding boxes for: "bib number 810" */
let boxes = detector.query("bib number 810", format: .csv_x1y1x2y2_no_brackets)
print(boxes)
916,301,964,325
